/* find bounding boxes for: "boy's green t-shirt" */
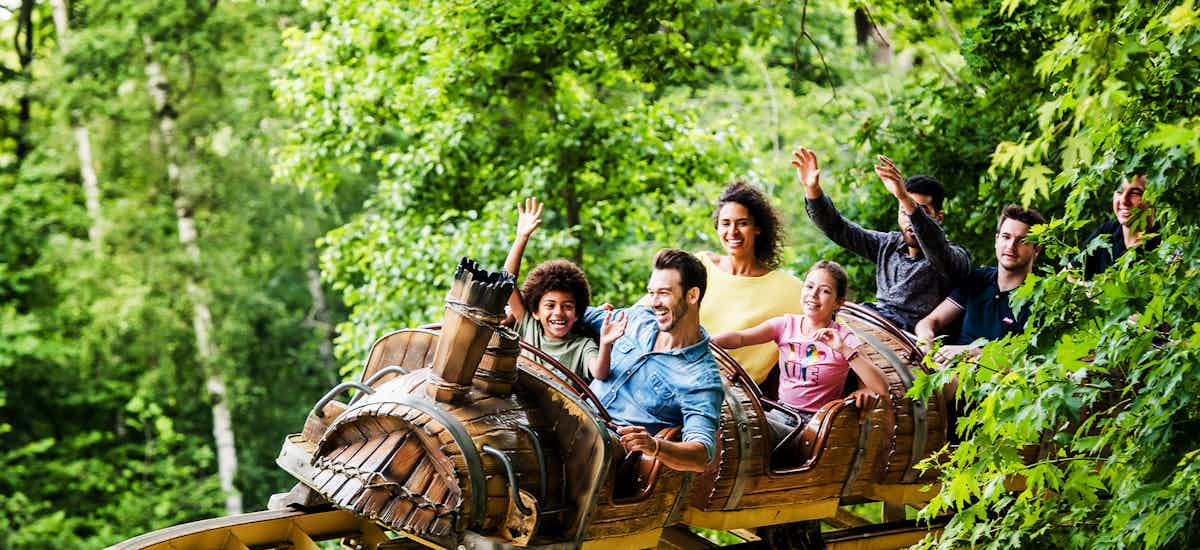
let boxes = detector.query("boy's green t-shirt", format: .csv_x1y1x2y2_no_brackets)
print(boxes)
516,311,599,382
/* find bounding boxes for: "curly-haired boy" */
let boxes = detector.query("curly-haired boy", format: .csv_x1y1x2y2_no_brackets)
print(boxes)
504,198,618,382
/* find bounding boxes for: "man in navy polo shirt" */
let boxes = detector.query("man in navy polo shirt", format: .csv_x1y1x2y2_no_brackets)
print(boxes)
915,205,1045,360
582,249,723,473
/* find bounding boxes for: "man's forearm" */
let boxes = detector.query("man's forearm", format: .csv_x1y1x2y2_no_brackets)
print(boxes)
895,190,918,215
654,440,710,472
806,195,884,260
908,209,971,278
914,318,937,342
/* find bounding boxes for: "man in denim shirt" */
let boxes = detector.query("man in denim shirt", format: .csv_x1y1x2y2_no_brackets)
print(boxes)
583,249,724,473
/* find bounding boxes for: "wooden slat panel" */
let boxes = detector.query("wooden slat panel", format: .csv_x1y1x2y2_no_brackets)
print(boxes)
311,437,371,493
734,483,844,507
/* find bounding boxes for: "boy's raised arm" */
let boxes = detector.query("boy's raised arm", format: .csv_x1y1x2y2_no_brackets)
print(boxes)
503,197,544,320
589,310,627,381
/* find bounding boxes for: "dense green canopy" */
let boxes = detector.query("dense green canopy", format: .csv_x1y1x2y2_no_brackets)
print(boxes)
2,0,1198,548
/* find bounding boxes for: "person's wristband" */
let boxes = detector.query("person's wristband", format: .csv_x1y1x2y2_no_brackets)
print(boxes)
650,436,660,458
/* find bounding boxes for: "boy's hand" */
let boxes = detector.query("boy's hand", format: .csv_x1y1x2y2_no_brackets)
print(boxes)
600,311,628,347
516,197,543,239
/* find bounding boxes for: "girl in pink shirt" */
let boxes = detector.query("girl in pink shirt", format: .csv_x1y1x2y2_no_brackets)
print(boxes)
713,261,873,421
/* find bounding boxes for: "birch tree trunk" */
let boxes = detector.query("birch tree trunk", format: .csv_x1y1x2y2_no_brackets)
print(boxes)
144,37,243,515
306,267,337,383
14,0,34,164
49,0,104,255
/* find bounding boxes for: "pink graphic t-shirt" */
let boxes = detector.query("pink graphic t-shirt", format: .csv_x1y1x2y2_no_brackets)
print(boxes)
766,314,861,413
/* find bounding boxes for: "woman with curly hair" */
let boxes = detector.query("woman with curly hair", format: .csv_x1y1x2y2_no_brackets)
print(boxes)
504,198,623,382
700,181,805,385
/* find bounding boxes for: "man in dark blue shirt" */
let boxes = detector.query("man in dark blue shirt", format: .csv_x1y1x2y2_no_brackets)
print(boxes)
915,205,1045,360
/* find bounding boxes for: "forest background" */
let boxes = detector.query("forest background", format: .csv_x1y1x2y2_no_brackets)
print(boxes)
1,0,1198,548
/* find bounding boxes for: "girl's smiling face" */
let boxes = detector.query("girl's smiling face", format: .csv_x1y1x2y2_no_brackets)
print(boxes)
801,268,844,325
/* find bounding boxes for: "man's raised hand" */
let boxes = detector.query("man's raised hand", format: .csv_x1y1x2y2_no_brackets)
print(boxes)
792,147,823,199
515,197,544,239
873,155,907,201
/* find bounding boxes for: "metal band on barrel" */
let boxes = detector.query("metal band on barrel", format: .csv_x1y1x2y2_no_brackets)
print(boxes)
722,383,754,510
847,325,928,483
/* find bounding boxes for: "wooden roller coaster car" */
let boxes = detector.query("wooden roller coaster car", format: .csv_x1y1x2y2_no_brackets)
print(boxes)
267,258,951,549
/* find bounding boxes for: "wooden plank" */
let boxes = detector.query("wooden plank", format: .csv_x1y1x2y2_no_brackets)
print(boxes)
331,421,395,506
382,458,436,527
312,437,372,497
734,483,843,508
383,433,426,486
680,498,840,529
406,468,451,533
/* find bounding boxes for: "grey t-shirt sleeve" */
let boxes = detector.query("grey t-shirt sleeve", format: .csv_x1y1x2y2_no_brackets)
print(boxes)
805,195,888,262
908,207,972,281
579,337,599,370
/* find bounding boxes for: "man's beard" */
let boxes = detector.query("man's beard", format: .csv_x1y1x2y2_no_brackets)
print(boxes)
656,300,688,332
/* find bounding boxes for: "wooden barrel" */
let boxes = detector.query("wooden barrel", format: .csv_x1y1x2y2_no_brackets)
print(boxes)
837,303,948,485
688,346,869,522
306,373,549,541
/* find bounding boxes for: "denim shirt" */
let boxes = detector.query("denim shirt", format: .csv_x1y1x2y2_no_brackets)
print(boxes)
583,305,724,461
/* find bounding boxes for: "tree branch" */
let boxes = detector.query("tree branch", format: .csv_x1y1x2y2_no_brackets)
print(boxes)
800,0,838,101
860,4,891,49
934,1,962,47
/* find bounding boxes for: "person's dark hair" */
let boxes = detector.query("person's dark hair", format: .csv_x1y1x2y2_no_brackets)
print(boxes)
521,259,591,330
807,260,850,300
653,249,707,303
904,175,946,212
713,181,785,269
996,204,1046,232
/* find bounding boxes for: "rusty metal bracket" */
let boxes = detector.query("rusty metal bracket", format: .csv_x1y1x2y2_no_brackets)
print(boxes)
311,382,375,418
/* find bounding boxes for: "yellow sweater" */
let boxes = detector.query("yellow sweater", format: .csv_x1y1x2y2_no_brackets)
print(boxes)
698,253,805,383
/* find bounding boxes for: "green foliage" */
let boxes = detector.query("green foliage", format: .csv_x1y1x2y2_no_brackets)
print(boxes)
1,1,341,546
3,0,1198,547
876,1,1200,548
275,0,788,366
